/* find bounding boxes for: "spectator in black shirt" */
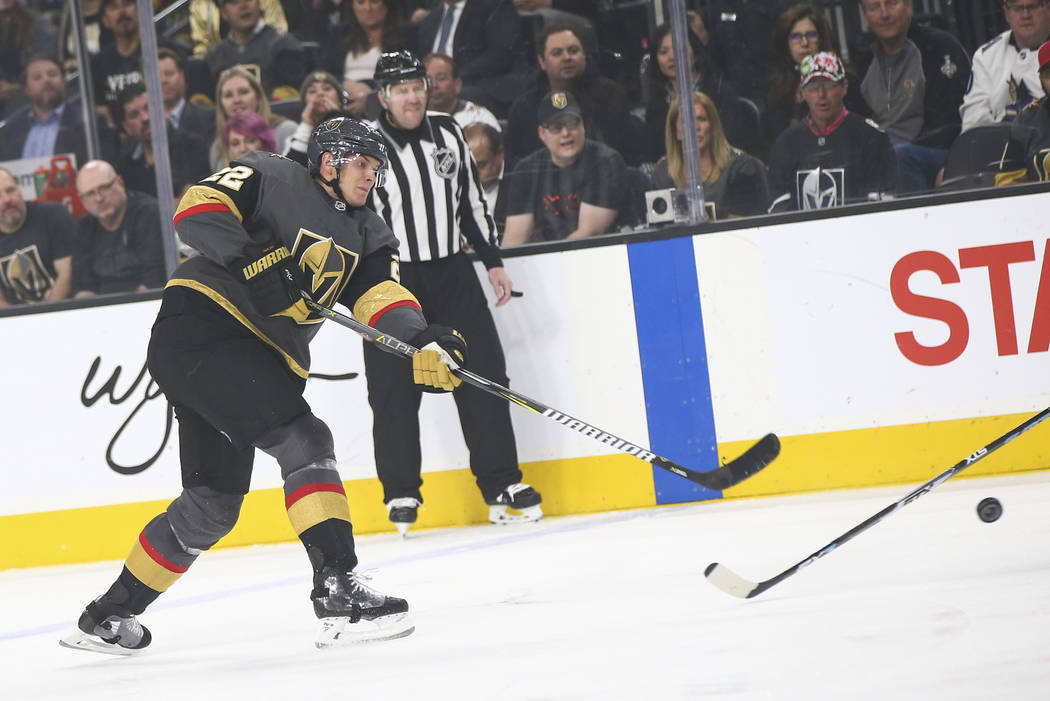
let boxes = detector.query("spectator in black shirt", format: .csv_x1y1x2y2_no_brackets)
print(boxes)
73,159,167,296
112,82,211,205
768,52,897,211
650,91,770,220
503,90,627,245
0,166,72,305
91,0,143,119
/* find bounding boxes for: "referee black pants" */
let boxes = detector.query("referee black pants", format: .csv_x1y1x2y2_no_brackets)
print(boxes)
362,252,521,504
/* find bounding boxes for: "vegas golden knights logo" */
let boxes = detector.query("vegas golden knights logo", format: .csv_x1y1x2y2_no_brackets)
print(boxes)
291,228,359,318
0,245,54,303
551,92,567,110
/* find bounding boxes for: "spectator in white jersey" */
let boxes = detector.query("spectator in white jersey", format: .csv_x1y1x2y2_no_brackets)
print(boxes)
960,0,1050,132
364,50,541,535
423,53,501,132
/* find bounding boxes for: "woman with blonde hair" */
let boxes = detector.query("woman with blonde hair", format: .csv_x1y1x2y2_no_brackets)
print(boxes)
651,91,769,220
209,65,296,168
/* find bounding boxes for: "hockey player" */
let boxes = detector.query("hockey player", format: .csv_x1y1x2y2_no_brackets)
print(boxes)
365,50,542,534
768,52,898,211
960,0,1050,132
61,117,468,654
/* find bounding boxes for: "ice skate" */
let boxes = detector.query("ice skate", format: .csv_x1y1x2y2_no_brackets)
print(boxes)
386,497,421,537
312,567,414,648
486,483,543,524
59,597,152,656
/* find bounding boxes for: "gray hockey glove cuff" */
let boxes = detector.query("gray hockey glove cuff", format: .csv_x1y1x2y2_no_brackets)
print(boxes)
410,325,467,393
235,245,311,322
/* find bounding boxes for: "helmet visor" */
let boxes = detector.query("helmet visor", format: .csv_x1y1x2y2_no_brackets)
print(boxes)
330,152,387,188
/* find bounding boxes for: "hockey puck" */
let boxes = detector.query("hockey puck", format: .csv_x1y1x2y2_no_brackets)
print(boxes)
976,497,1002,523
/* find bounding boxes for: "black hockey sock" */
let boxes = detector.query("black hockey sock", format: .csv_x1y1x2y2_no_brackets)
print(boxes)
96,567,162,617
300,519,358,575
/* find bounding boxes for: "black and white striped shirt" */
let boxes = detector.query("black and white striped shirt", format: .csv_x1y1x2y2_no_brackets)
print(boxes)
368,112,502,269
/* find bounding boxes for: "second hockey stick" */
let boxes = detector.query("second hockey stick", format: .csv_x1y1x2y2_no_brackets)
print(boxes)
705,405,1050,599
307,299,780,491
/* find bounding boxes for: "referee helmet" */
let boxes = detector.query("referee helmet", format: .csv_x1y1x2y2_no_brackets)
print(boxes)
374,50,430,92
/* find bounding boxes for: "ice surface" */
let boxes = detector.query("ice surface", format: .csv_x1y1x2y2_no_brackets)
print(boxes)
2,471,1049,700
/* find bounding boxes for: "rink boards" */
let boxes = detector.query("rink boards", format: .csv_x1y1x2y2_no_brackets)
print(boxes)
2,193,1049,568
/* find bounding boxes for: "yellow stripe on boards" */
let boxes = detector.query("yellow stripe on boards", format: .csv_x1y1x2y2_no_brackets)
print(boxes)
0,454,654,570
723,412,1050,499
4,414,1046,570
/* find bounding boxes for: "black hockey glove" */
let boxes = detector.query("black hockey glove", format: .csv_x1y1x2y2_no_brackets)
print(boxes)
235,245,311,322
409,325,468,393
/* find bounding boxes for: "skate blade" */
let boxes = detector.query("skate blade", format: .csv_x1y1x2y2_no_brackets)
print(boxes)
315,612,415,648
488,504,543,524
394,522,411,538
58,630,140,657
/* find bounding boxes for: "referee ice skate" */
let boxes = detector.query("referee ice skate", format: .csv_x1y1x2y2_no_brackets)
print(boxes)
61,118,468,654
366,50,541,534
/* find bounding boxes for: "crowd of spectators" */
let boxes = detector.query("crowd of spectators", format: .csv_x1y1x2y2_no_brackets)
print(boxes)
0,0,1048,302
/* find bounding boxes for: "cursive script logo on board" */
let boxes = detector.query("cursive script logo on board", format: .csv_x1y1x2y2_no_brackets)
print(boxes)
80,356,360,475
80,356,172,475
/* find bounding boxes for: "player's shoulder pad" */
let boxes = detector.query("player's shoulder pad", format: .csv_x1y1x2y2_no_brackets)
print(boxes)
235,150,303,176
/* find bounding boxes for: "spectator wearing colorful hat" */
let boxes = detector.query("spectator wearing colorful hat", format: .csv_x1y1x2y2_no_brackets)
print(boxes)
502,90,630,245
767,52,897,212
997,39,1050,185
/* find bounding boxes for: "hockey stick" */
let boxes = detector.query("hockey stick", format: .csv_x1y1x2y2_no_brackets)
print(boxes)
306,299,780,490
705,406,1050,599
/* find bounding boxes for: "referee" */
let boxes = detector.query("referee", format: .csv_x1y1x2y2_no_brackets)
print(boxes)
365,50,542,534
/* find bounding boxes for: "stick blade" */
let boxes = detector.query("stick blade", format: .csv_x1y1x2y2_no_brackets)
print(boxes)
704,433,781,490
704,562,760,599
